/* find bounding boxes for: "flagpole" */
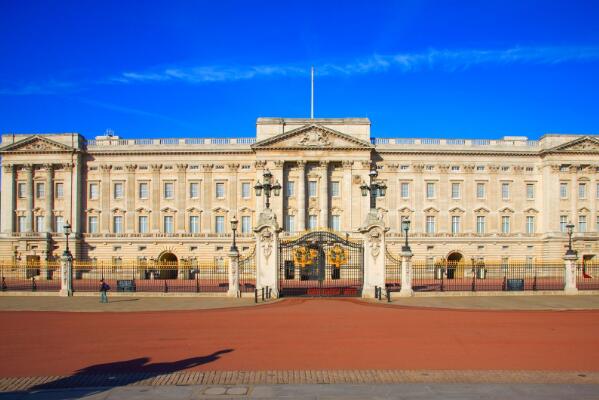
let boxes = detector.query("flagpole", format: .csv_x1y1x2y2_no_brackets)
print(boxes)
310,66,314,119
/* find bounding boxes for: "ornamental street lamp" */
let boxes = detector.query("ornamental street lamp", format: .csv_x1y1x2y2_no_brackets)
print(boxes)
565,222,576,256
63,222,72,259
254,169,281,210
230,215,239,252
360,164,387,211
401,218,411,252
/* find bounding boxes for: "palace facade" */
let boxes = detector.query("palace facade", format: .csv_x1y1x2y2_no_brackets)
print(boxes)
1,117,598,264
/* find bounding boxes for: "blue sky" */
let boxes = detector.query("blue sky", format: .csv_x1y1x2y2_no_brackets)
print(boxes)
1,0,598,140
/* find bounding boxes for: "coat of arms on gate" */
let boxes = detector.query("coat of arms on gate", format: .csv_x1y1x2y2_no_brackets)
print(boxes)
293,246,318,268
327,245,349,269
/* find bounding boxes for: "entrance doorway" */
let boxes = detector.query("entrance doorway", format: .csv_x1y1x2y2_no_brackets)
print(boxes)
156,252,178,279
446,252,463,279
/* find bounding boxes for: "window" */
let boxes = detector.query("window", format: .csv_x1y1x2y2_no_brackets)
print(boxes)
55,183,64,198
241,216,251,233
501,183,510,200
241,182,250,199
286,181,295,197
400,165,409,171
189,182,199,199
476,165,485,171
426,216,435,234
331,215,341,231
426,182,435,199
113,216,123,233
35,216,44,232
560,215,568,232
215,216,224,233
308,215,317,230
451,216,460,234
88,216,98,233
579,215,587,233
476,216,486,234
55,216,64,233
526,216,535,234
89,183,99,200
476,183,485,199
285,215,295,232
138,216,149,233
18,216,26,232
189,215,200,233
597,183,599,199
308,181,317,197
139,182,149,199
451,183,460,199
331,181,340,197
596,216,599,232
560,182,568,199
36,183,45,198
451,165,460,171
18,183,26,198
502,216,511,234
526,184,535,200
215,182,225,199
400,182,409,198
579,183,587,199
164,182,174,199
164,215,174,233
113,182,123,199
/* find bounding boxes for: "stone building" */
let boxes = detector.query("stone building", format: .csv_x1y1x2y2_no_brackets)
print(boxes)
1,117,598,265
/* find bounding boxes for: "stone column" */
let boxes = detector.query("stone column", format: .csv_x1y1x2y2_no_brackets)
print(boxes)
398,250,414,297
202,164,213,232
175,164,187,232
1,164,16,233
341,161,353,231
386,164,399,232
296,161,306,232
150,164,161,232
25,164,34,232
271,161,284,226
438,164,449,233
100,164,112,233
564,254,578,294
228,163,239,220
319,161,329,229
359,219,387,298
254,208,281,297
71,157,83,235
413,165,424,234
63,163,74,233
125,164,137,233
228,249,240,297
44,164,54,232
59,252,73,296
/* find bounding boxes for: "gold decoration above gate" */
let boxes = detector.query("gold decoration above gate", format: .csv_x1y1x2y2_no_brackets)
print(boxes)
327,245,349,269
293,246,318,268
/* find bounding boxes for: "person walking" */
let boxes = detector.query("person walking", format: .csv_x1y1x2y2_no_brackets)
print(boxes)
99,279,110,303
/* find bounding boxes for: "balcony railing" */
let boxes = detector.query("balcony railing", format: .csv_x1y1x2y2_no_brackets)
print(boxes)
371,138,540,147
85,138,256,147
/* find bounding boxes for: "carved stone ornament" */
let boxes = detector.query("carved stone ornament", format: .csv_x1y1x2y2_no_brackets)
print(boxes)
259,228,274,259
564,141,599,152
366,227,383,259
21,141,55,152
299,129,331,147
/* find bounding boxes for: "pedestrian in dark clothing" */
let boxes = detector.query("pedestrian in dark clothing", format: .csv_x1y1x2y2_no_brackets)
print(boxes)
99,279,110,303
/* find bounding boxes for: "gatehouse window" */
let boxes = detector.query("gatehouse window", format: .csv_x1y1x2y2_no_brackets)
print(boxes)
18,182,26,198
241,182,250,199
113,216,123,233
164,182,174,199
579,215,587,233
138,216,149,233
560,182,568,199
331,215,340,231
36,183,45,198
164,215,174,233
560,215,568,232
189,215,200,233
526,184,535,200
502,216,511,234
88,216,98,233
526,216,535,234
55,182,64,198
285,215,295,232
579,183,587,199
35,216,44,232
596,183,599,199
308,181,317,197
241,216,251,233
501,183,510,200
215,182,225,199
55,216,64,233
596,216,599,232
451,183,460,199
331,181,340,197
451,216,460,234
113,182,123,199
286,181,295,197
18,216,26,232
189,182,199,199
425,216,435,234
215,216,225,233
426,182,435,199
308,215,317,230
476,183,485,199
89,183,99,200
139,182,149,199
476,216,486,234
401,182,409,198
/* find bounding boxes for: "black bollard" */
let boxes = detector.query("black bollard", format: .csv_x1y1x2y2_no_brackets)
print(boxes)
254,288,258,303
261,287,265,301
386,288,391,302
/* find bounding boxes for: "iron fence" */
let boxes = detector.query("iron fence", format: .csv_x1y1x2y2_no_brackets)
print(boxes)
577,261,599,290
385,250,401,291
239,247,256,293
412,259,565,292
0,260,61,292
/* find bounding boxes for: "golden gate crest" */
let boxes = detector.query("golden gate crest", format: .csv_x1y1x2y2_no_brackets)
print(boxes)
327,245,348,269
293,246,318,268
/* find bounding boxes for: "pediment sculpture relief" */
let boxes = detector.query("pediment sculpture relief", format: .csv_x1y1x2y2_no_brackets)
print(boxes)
299,129,331,147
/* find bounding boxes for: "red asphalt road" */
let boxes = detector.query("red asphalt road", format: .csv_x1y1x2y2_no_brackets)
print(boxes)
1,298,598,377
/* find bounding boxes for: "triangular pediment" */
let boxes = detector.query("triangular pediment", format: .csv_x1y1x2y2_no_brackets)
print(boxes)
0,135,76,153
251,124,373,150
544,136,599,154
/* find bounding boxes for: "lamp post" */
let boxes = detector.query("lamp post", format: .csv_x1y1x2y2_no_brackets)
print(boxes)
230,215,239,252
401,218,411,252
360,164,387,212
63,222,72,259
254,169,281,210
565,222,576,257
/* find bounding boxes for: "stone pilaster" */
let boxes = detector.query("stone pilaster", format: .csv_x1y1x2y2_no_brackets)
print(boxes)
1,163,15,233
44,164,54,232
342,161,353,231
59,252,73,297
176,164,187,232
254,208,281,298
564,254,578,294
359,217,388,298
24,164,34,232
150,164,161,232
100,164,112,233
125,164,137,233
228,249,240,297
398,250,414,297
296,160,306,232
319,161,329,229
228,163,240,221
202,164,213,232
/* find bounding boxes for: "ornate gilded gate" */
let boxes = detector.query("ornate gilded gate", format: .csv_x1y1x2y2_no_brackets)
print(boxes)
279,231,363,297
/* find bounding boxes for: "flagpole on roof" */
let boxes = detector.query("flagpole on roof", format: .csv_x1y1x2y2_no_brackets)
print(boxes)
310,66,314,119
